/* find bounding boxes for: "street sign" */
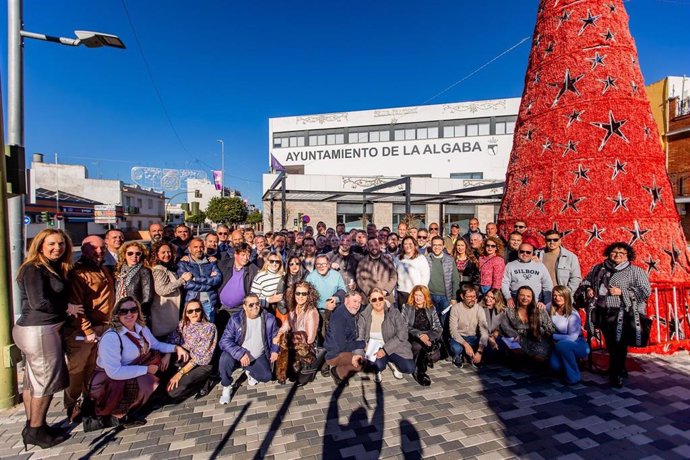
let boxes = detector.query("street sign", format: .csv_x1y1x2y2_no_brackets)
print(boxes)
55,213,64,221
94,205,117,224
23,216,30,225
302,214,310,224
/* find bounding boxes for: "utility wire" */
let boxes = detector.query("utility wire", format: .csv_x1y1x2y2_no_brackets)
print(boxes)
422,36,531,105
120,0,193,157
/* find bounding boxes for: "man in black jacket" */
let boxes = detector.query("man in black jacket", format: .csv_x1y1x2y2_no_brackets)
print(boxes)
324,291,366,385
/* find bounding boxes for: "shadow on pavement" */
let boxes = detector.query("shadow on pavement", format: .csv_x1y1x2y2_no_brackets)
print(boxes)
209,401,251,460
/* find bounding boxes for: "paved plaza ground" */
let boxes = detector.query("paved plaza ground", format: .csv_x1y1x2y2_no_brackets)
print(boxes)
0,352,689,460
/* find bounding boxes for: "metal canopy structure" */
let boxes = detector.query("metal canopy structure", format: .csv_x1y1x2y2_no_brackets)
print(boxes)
263,173,505,229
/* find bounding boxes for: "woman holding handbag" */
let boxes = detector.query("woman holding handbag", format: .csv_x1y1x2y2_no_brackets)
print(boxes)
582,242,651,388
89,297,189,426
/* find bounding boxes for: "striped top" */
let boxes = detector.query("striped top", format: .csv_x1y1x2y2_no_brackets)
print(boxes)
250,271,282,300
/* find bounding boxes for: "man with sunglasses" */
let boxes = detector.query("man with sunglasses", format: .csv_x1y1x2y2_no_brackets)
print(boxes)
536,230,582,295
428,223,440,239
416,229,430,255
502,243,553,309
216,224,231,255
218,294,279,404
513,220,528,235
64,235,115,421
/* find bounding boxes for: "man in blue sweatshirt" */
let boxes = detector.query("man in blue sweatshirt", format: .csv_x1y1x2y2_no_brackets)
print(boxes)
324,291,365,385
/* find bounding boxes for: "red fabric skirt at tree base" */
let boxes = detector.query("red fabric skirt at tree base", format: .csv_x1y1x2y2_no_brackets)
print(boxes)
580,282,690,355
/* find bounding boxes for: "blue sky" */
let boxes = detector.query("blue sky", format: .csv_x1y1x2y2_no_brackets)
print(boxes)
1,0,689,208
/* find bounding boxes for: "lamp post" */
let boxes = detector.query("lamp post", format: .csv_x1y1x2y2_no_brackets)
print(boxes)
3,0,125,409
217,139,225,197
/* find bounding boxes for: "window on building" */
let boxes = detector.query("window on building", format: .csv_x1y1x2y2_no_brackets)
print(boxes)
336,203,373,232
392,204,427,230
147,198,153,209
450,172,484,179
494,116,517,135
369,130,390,142
273,133,306,148
443,124,466,138
137,198,143,209
416,127,439,140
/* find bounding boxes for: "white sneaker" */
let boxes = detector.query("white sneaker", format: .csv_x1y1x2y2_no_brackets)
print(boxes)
374,372,383,383
389,362,404,380
219,385,232,404
245,371,258,386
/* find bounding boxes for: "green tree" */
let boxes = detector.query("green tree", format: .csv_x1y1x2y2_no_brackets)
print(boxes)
205,197,248,225
246,210,263,225
186,211,207,226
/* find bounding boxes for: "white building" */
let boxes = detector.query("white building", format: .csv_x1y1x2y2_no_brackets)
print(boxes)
29,154,165,232
186,179,242,214
263,97,519,232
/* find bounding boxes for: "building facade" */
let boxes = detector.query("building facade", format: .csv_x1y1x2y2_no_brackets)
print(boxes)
29,154,164,232
264,97,520,232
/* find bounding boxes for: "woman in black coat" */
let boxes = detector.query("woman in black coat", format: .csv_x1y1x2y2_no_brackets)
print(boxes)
115,241,154,318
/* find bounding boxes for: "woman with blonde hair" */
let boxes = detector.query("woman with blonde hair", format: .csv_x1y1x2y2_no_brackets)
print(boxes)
13,229,81,448
478,236,505,295
550,285,589,384
395,236,430,307
401,285,443,386
251,251,286,321
90,297,188,427
482,288,507,352
115,241,153,319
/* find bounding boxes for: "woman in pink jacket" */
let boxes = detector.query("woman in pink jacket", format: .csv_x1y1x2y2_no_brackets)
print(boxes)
478,236,505,296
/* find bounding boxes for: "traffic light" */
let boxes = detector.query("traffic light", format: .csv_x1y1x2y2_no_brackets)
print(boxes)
40,212,49,223
194,189,202,198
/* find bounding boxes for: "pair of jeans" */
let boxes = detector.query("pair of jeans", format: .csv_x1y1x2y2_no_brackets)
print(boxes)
549,338,589,384
200,299,215,323
449,335,479,359
365,353,416,374
219,352,272,386
430,294,450,325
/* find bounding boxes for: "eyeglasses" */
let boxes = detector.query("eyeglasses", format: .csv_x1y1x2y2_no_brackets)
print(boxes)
485,244,497,248
217,232,228,236
245,302,261,308
315,263,328,267
126,251,142,257
546,238,560,243
515,225,526,229
289,262,301,267
118,307,138,316
519,250,533,255
429,227,439,231
295,291,309,297
268,259,281,264
370,297,384,302
186,308,202,314
611,251,628,256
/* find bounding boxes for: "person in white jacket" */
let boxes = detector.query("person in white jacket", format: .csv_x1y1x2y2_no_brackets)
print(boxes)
395,236,431,307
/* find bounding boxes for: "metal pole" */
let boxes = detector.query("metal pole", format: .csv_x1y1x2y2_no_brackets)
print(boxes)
280,174,286,229
405,177,411,215
0,72,19,409
217,139,224,198
55,152,60,229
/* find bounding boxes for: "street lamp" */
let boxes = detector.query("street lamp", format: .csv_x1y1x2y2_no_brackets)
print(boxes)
2,0,125,409
217,139,225,198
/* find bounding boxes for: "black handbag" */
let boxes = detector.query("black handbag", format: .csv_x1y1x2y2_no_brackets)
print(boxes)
628,313,652,348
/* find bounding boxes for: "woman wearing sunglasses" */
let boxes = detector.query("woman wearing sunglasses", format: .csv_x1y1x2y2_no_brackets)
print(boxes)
115,241,153,320
251,252,287,323
284,256,306,291
166,300,217,400
90,297,189,427
478,236,505,296
355,288,415,383
275,282,320,385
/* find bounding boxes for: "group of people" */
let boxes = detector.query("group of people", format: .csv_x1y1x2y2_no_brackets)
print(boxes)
13,217,651,449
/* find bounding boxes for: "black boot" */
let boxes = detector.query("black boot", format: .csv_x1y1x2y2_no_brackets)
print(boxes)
22,425,67,450
413,351,431,387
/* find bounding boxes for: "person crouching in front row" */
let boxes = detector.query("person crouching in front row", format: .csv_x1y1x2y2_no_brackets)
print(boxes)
217,294,279,404
324,291,366,385
448,284,490,369
90,297,189,427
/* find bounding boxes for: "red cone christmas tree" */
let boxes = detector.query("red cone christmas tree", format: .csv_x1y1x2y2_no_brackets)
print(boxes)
498,0,690,285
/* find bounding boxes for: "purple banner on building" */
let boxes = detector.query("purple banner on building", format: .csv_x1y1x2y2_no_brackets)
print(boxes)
212,170,223,191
